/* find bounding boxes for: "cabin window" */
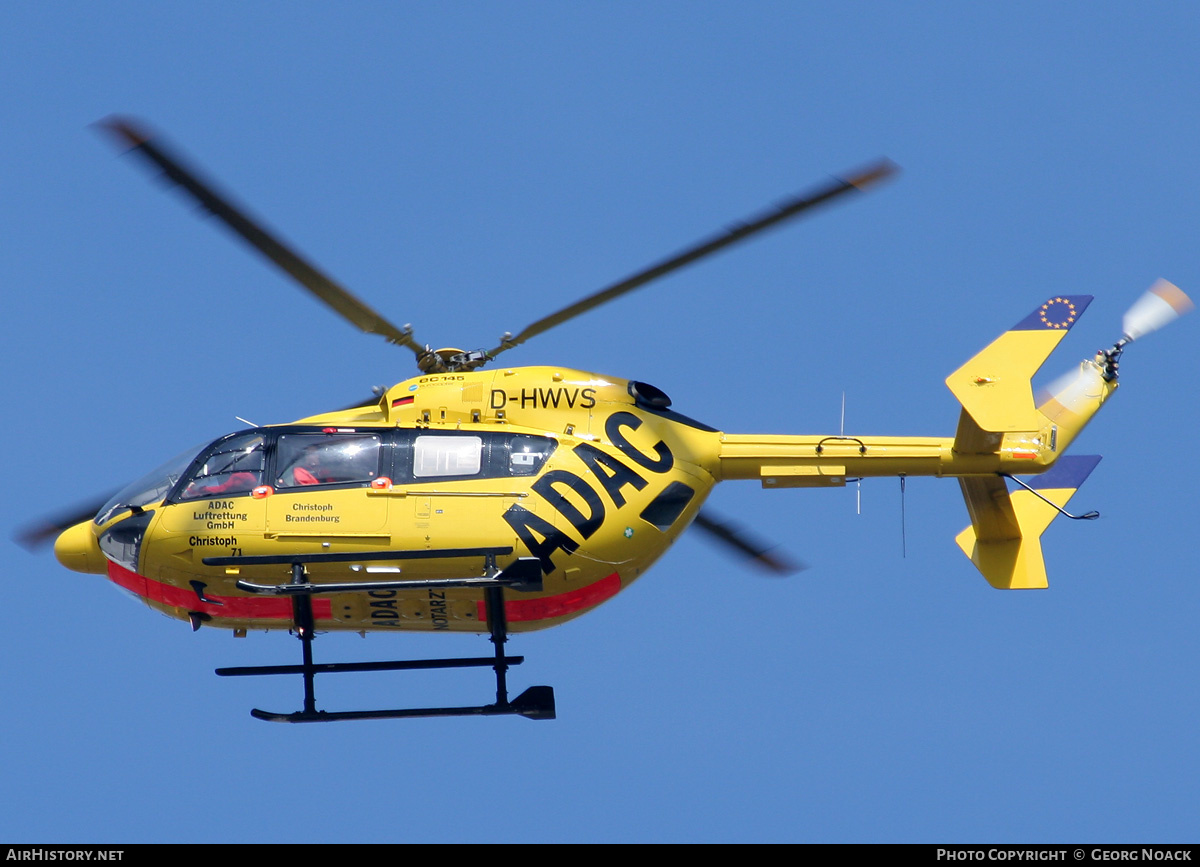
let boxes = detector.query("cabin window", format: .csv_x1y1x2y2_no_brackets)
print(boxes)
413,435,482,478
178,433,266,500
275,434,382,488
401,432,556,481
504,434,554,476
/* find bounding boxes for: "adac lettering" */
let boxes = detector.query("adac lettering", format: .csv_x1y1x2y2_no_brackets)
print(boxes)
489,386,597,411
500,506,580,576
368,588,401,627
572,443,647,509
368,588,450,629
606,412,673,473
532,471,605,539
503,412,675,574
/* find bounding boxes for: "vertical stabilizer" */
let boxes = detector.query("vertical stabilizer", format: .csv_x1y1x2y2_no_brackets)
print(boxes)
955,455,1101,588
946,296,1092,442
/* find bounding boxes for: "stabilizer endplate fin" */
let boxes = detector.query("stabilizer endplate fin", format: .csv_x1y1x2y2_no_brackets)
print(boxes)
946,296,1092,440
955,455,1101,589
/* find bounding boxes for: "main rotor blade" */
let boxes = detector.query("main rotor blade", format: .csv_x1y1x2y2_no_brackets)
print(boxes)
489,159,897,359
15,494,115,550
96,116,423,356
691,510,805,576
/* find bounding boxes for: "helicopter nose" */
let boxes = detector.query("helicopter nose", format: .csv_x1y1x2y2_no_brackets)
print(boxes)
54,521,109,575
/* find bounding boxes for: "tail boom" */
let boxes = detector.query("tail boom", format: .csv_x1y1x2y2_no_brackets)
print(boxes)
716,431,1079,485
717,294,1127,589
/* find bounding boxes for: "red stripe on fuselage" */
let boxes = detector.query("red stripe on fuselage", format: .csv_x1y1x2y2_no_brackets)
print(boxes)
105,562,330,620
105,562,616,626
476,572,622,622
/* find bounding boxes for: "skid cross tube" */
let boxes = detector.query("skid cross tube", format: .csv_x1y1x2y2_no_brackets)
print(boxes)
217,560,555,723
216,656,527,678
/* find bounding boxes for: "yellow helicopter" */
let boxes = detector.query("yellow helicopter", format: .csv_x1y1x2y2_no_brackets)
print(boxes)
26,118,1194,723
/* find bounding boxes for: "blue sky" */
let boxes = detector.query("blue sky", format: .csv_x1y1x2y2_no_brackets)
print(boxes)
3,2,1199,843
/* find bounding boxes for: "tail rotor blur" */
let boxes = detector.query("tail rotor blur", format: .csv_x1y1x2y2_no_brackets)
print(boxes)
1121,279,1194,343
1039,281,1193,415
1096,279,1193,383
1036,361,1106,418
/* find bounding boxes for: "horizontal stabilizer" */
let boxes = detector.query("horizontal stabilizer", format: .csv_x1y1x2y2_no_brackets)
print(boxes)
955,455,1101,589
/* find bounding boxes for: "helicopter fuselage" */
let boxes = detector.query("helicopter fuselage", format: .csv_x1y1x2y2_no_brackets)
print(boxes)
59,351,1111,635
62,367,728,634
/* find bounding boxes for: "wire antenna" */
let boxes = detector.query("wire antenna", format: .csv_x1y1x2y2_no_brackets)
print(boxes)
841,392,862,515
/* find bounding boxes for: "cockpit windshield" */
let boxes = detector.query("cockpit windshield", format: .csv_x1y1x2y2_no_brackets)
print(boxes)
94,444,204,525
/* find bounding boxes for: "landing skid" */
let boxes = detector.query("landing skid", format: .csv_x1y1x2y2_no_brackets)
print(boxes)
211,555,555,723
247,686,556,723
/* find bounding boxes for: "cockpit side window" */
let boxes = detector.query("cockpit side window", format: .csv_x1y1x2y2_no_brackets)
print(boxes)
177,433,266,500
275,434,382,489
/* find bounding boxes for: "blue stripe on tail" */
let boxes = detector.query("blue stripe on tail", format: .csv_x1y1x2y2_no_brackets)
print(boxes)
1022,454,1102,491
